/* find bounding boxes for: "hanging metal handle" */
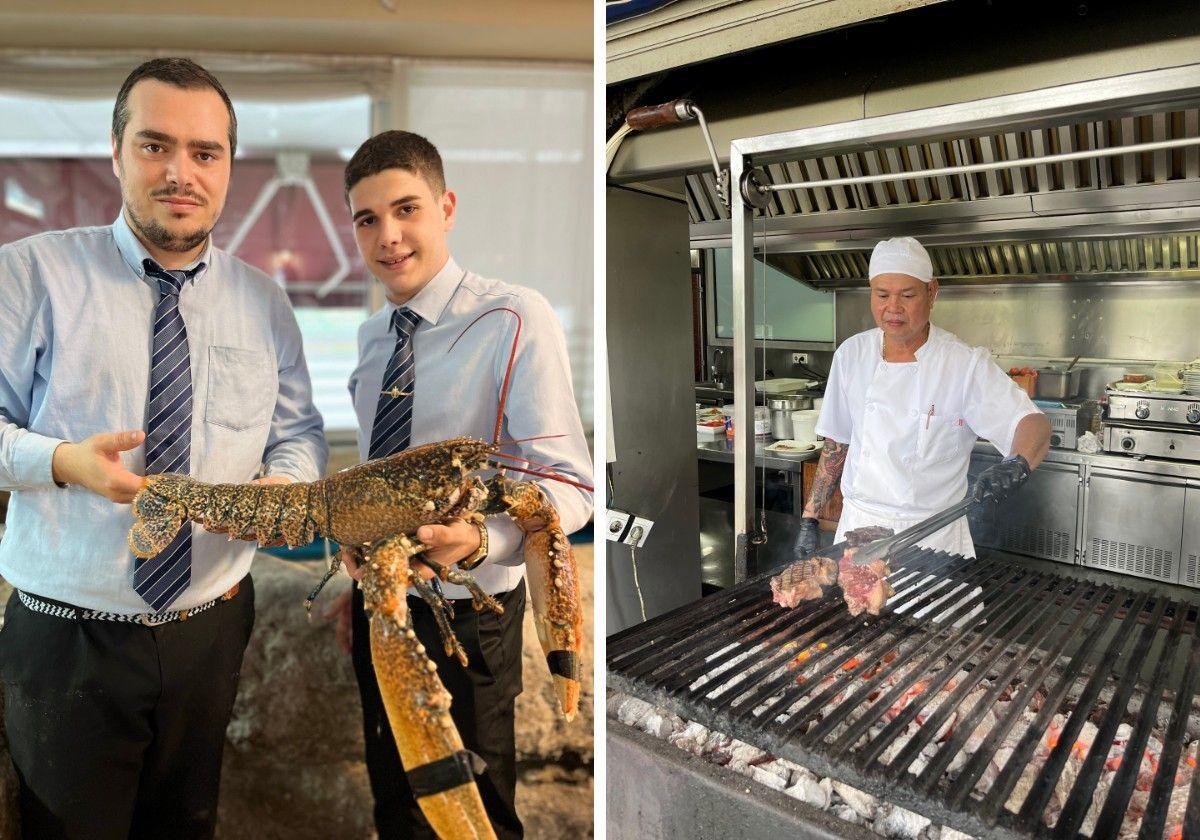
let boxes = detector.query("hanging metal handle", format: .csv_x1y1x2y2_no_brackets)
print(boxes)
623,99,728,207
625,99,693,130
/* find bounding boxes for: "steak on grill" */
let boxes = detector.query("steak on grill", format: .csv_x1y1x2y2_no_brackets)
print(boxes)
771,525,897,614
844,525,894,547
838,553,894,616
840,526,895,615
771,555,838,608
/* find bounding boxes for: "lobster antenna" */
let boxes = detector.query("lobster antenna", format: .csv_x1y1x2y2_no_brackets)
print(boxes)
448,306,521,445
489,460,594,491
490,449,579,477
501,433,567,446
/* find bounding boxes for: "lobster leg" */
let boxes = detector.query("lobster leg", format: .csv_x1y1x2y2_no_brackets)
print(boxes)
303,545,357,612
485,476,583,721
409,573,469,667
363,534,496,840
412,553,504,616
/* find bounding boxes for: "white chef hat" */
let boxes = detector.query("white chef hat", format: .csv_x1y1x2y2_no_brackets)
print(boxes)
868,237,933,283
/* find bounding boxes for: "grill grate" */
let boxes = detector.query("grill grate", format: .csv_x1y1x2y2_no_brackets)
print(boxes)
608,548,1200,839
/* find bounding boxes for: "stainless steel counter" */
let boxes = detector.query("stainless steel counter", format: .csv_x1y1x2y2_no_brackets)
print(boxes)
697,435,820,472
972,440,1200,482
971,441,1200,588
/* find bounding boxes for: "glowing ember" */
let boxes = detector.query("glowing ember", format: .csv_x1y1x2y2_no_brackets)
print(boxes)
1188,755,1197,768
1045,721,1063,750
842,658,862,672
1071,740,1089,760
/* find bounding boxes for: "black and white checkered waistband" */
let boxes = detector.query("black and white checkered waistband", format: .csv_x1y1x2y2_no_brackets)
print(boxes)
16,585,238,627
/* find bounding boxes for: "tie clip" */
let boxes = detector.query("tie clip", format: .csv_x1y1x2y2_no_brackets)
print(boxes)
382,387,412,398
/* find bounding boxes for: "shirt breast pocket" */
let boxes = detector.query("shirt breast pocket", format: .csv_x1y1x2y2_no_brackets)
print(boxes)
917,415,967,465
205,346,277,431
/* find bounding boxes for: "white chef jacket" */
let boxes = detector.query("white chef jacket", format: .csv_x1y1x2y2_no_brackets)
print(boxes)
815,325,1039,557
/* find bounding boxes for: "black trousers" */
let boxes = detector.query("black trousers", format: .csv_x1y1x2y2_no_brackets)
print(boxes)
351,582,526,840
0,579,255,840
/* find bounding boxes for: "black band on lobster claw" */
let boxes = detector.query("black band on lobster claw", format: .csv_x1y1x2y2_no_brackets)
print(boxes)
546,650,578,679
409,749,488,798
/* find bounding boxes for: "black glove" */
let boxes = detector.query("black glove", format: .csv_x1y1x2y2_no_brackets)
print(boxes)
972,454,1031,503
795,516,820,558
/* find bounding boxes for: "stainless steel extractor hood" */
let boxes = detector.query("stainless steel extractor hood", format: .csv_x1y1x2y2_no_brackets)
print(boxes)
688,83,1200,288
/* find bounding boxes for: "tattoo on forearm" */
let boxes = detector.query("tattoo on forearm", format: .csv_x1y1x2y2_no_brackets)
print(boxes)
804,440,848,516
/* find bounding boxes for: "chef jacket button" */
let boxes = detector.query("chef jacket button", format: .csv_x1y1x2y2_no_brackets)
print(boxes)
909,409,918,418
867,404,875,412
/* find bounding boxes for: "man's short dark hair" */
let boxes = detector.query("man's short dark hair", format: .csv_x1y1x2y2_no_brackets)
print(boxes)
113,58,238,157
344,131,446,198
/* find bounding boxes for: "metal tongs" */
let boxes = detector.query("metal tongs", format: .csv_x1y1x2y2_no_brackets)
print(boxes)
826,495,978,567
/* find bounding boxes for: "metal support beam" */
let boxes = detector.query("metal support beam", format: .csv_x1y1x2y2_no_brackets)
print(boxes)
730,145,759,582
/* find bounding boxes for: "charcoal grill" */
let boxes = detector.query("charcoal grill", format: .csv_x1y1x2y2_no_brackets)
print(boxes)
608,547,1200,839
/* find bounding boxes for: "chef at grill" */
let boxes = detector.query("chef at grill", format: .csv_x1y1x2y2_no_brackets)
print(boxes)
795,236,1051,559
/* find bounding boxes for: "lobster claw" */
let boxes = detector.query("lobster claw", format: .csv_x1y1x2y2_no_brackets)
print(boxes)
490,476,584,721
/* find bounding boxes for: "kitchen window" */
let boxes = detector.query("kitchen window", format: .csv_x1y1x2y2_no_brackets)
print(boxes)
709,247,835,344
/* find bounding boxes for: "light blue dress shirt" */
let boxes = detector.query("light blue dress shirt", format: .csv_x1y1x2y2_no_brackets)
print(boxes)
0,213,327,612
349,257,593,598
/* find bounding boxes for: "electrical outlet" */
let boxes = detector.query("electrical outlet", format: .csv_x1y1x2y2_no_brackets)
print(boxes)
624,517,655,547
606,510,631,542
792,352,809,365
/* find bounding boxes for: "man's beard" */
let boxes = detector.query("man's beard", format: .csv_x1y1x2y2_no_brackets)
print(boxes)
126,202,212,253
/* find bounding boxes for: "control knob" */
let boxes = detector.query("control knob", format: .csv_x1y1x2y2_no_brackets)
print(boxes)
1135,401,1150,420
1121,436,1137,451
1188,404,1200,424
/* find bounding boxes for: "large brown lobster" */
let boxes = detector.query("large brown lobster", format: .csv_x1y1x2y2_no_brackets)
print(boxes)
125,308,589,840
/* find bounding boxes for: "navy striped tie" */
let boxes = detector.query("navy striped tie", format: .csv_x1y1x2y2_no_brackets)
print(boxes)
369,308,421,459
134,263,195,611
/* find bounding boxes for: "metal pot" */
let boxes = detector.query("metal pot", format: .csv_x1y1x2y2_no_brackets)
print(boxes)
768,395,812,438
1035,367,1081,399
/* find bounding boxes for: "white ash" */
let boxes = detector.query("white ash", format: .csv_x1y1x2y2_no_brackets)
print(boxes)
937,827,974,840
667,720,710,754
758,758,797,785
874,803,932,839
785,774,832,809
830,803,866,826
833,779,879,821
611,690,974,838
750,764,788,791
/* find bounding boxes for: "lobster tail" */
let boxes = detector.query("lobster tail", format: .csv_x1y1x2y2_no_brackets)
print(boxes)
128,474,193,558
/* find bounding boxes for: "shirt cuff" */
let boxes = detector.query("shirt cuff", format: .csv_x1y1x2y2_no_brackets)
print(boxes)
478,517,523,568
14,433,67,489
261,458,317,483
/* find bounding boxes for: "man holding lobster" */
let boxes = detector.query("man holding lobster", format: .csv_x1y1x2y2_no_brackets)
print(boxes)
0,58,327,837
330,130,593,839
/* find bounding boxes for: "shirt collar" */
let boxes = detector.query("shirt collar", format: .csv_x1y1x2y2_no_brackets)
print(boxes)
112,211,212,289
383,256,465,328
914,323,947,359
874,322,945,361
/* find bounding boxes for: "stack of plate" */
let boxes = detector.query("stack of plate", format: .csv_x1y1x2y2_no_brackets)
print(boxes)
1183,368,1200,395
